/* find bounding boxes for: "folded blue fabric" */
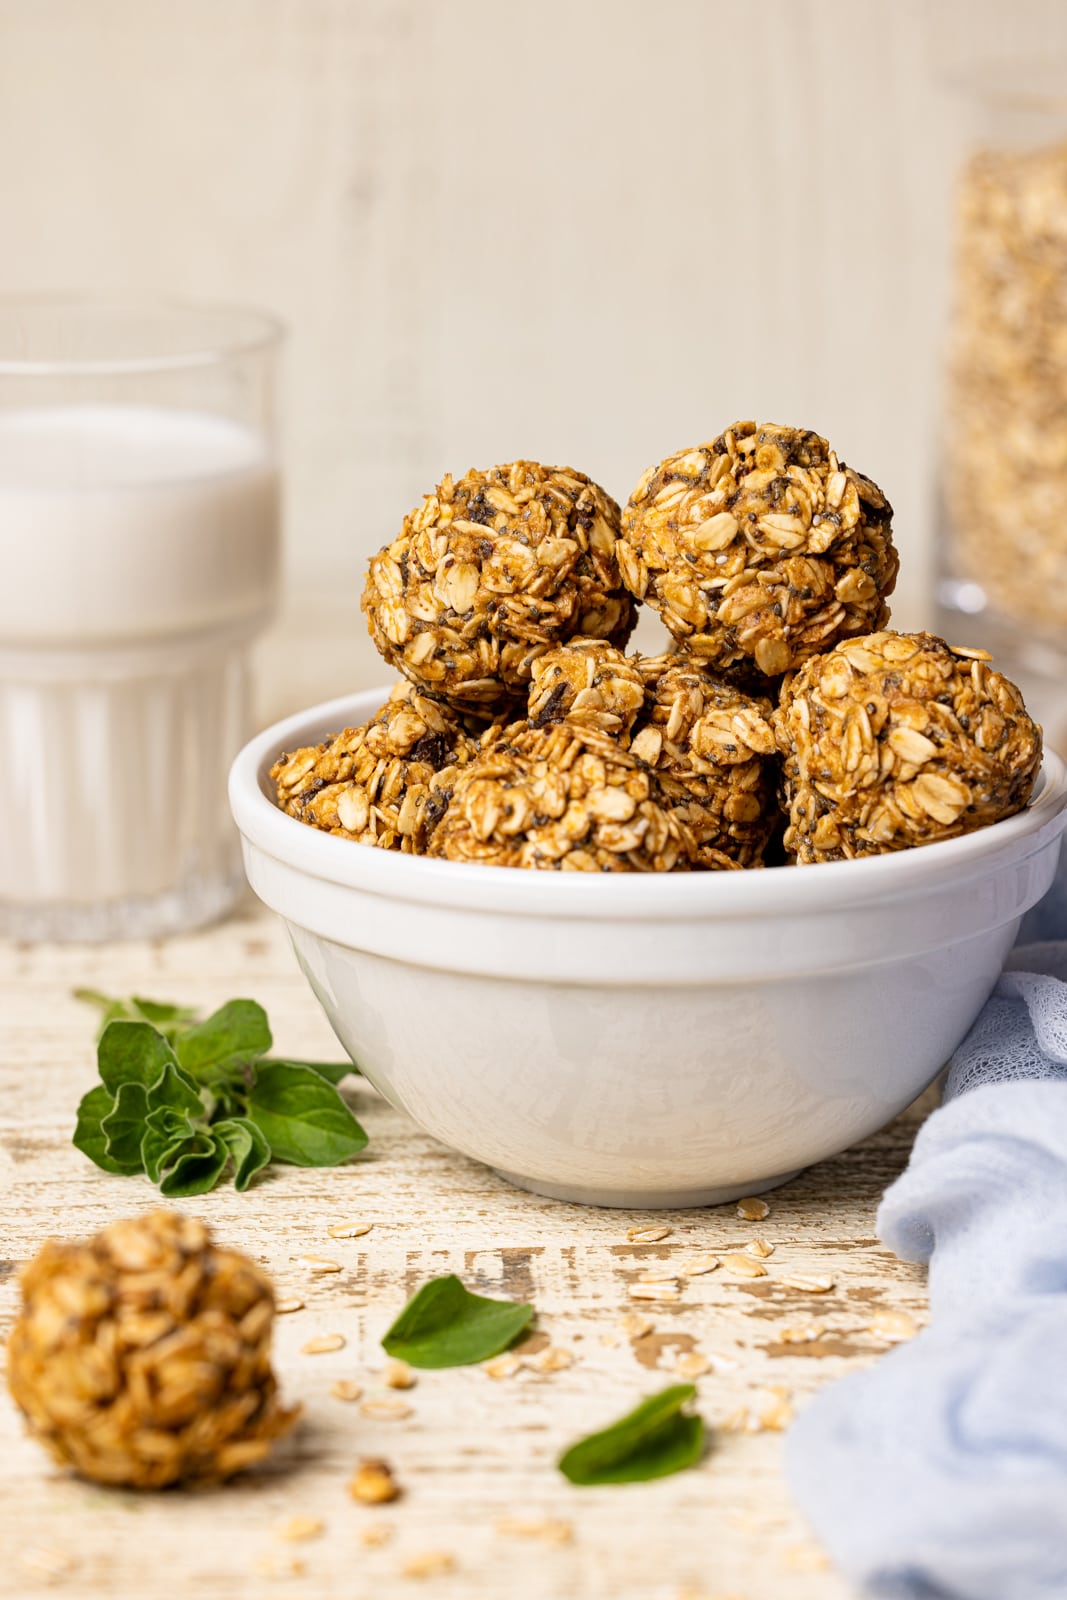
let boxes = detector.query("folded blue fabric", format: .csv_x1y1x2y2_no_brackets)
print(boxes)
785,869,1067,1600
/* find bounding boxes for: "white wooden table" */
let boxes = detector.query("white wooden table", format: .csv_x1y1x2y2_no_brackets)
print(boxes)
0,897,933,1600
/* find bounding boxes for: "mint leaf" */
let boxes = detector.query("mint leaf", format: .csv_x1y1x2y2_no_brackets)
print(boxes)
382,1275,534,1369
146,1060,205,1119
98,1021,179,1093
130,997,198,1028
141,1106,201,1183
175,999,272,1083
214,1117,272,1191
100,1081,151,1171
246,1061,367,1167
72,1084,129,1174
270,1058,358,1085
158,1132,230,1197
72,988,370,1193
75,990,197,1042
558,1385,705,1485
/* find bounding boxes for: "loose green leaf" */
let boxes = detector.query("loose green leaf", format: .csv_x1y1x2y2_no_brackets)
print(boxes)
270,1057,358,1085
158,1133,230,1198
558,1385,705,1485
72,1084,129,1174
97,1020,179,1094
145,1061,205,1119
382,1275,534,1369
72,987,369,1194
100,1081,151,1171
247,1061,367,1167
141,1106,201,1183
175,999,272,1083
75,989,197,1042
214,1117,272,1191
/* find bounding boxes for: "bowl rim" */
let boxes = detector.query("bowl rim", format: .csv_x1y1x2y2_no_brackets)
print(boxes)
229,686,1067,920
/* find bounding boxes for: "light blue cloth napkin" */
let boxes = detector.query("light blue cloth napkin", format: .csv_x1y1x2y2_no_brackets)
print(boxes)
785,846,1067,1600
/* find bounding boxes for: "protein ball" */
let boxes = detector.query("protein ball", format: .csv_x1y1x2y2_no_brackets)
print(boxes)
427,721,724,872
633,653,780,867
618,421,898,677
6,1211,299,1489
527,639,646,737
774,631,1042,862
362,461,637,716
271,681,484,854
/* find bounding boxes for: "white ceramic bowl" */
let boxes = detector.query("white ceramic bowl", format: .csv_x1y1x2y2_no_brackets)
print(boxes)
230,689,1067,1208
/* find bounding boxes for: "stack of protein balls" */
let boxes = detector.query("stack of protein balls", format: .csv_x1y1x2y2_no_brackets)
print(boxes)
272,422,1042,870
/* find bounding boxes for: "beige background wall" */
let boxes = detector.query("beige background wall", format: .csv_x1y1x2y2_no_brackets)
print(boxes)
2,0,1065,710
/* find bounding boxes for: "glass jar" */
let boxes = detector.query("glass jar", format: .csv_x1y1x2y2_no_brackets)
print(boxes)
0,296,283,941
938,64,1067,762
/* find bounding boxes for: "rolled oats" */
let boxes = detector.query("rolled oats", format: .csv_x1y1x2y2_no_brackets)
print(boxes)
777,1321,826,1345
484,1352,523,1380
620,421,897,676
362,461,636,715
529,639,645,736
756,1388,795,1431
275,1516,324,1543
271,681,483,854
868,1308,919,1343
300,1333,346,1355
720,1252,768,1279
534,1346,574,1373
619,1313,654,1338
634,652,780,866
360,1397,414,1422
946,141,1067,630
627,1282,680,1302
400,1550,456,1579
296,1256,343,1275
495,1515,574,1546
5,1211,299,1489
349,1457,402,1504
677,1255,720,1277
775,630,1042,861
428,718,715,872
330,1379,364,1402
735,1197,770,1221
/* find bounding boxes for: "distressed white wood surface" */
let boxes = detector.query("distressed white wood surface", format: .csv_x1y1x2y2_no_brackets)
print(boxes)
0,905,934,1600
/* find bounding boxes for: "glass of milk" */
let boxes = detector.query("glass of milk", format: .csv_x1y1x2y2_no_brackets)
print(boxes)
0,296,282,940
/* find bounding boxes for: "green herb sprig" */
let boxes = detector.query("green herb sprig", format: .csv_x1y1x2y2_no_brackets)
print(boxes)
558,1385,705,1485
382,1274,534,1368
72,991,366,1198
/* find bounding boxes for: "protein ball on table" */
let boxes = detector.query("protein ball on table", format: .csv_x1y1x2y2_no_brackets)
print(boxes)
6,1211,299,1489
633,652,780,867
428,720,730,872
618,421,898,678
773,631,1042,862
527,639,646,737
271,681,484,854
362,461,637,717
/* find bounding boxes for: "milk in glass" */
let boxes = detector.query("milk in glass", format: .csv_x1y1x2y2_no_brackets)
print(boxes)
0,403,280,937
